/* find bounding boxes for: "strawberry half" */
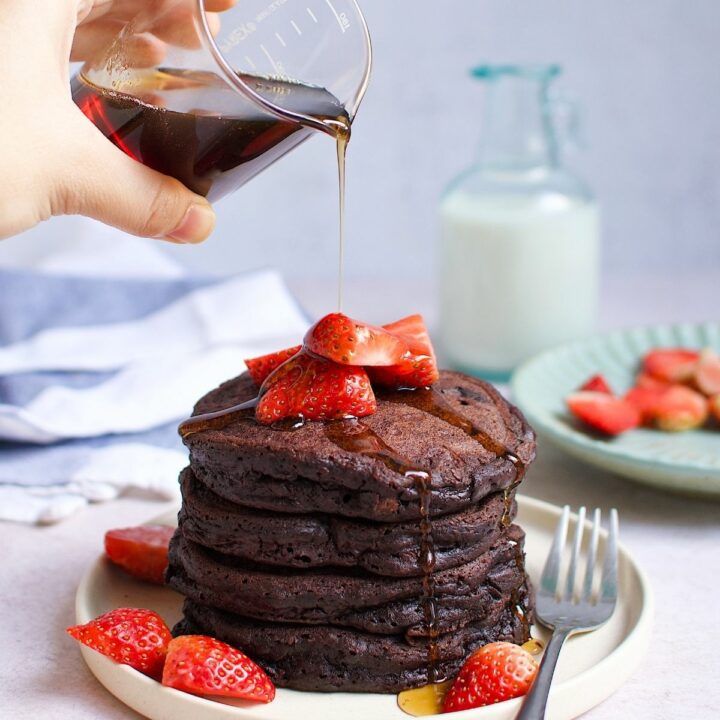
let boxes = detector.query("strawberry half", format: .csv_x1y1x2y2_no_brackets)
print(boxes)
245,345,302,387
710,395,720,423
566,391,641,435
648,385,708,432
304,313,408,366
162,635,275,702
578,374,613,395
105,525,175,585
443,642,538,712
67,608,172,679
693,348,720,397
368,314,440,389
624,385,669,424
256,352,376,425
643,348,699,383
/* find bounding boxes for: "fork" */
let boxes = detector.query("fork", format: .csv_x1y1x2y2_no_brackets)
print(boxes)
516,506,619,720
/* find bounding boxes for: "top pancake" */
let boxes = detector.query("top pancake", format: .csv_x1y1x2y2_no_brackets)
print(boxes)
183,370,536,521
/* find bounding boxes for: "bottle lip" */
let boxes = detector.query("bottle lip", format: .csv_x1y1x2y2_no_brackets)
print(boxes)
471,64,562,81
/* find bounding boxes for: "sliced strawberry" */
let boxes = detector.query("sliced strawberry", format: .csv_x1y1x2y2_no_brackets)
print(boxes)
578,374,613,395
304,313,408,367
368,314,440,389
67,608,172,679
443,642,538,712
382,314,434,355
624,385,668,424
162,635,275,702
368,354,439,389
256,352,376,425
648,385,708,432
245,345,301,387
635,372,672,390
693,348,720,397
709,395,720,423
566,391,641,435
643,348,699,383
105,525,175,584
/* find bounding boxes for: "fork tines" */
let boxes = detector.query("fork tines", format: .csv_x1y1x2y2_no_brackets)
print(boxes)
541,506,619,608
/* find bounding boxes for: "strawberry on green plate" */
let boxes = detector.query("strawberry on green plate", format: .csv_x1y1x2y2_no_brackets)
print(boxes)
512,321,720,497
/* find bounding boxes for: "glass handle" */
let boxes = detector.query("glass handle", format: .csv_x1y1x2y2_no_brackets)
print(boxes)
549,94,585,155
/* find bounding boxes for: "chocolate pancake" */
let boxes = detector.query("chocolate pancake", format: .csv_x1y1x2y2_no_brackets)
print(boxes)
183,371,536,521
166,525,527,636
179,468,517,577
175,590,533,693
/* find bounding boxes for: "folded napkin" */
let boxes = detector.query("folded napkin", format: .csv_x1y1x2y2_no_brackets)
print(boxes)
0,232,309,524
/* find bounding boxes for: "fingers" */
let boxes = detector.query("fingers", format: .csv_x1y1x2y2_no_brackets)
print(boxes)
54,112,216,244
71,20,167,66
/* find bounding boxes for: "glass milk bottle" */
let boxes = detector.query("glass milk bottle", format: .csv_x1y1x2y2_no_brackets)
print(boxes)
439,65,600,382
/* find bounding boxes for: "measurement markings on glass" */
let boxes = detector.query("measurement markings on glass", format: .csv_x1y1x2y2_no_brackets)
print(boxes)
291,19,302,35
260,43,281,74
324,0,350,31
307,7,318,22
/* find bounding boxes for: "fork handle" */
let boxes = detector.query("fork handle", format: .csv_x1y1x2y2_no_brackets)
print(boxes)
515,628,572,720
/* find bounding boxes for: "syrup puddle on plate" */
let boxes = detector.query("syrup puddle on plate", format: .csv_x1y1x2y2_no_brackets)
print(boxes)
398,680,453,717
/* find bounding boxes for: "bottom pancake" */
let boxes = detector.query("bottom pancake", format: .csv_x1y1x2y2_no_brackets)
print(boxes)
175,591,533,693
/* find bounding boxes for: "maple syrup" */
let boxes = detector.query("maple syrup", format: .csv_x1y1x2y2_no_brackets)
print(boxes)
71,68,350,202
178,398,257,439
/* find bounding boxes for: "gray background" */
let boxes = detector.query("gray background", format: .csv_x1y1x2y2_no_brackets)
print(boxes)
161,0,720,284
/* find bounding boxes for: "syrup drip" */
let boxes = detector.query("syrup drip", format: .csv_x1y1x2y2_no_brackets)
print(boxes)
178,398,258,439
508,538,532,640
324,419,441,684
335,126,350,312
379,387,526,511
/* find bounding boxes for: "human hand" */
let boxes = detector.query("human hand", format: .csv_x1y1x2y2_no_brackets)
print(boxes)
0,0,235,243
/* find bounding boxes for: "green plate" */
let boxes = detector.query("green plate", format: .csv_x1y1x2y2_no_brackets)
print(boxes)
511,322,720,497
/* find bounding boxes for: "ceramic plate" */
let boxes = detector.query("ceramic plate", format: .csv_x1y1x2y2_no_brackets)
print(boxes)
512,322,720,497
75,497,652,720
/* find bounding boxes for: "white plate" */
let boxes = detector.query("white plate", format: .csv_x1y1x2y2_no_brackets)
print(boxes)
511,322,720,497
75,497,653,720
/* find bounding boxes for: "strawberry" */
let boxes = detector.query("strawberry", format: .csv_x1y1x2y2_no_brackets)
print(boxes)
648,385,708,432
624,385,668,424
442,642,538,712
256,352,376,425
382,314,435,356
566,391,641,435
105,525,175,585
245,346,301,387
693,348,720,397
710,395,720,423
67,608,172,679
304,313,408,366
643,348,699,383
368,314,440,389
578,374,613,395
162,635,275,702
635,372,671,390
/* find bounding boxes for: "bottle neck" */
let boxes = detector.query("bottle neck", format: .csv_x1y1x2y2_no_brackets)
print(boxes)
477,76,558,171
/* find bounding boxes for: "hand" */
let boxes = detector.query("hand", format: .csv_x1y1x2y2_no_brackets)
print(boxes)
0,0,235,243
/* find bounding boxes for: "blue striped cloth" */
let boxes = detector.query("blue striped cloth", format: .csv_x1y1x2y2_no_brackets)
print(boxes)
0,267,309,524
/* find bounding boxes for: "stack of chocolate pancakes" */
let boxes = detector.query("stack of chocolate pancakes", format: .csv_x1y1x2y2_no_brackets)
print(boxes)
168,370,537,693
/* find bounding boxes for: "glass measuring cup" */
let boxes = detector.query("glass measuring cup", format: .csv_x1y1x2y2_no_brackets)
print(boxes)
71,0,372,200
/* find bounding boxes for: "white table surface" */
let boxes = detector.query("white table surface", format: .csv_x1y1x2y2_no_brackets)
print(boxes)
1,272,720,719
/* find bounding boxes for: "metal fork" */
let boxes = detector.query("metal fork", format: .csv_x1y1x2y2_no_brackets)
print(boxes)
516,506,619,720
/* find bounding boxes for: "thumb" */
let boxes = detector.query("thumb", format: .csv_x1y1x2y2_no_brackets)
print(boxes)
56,116,216,244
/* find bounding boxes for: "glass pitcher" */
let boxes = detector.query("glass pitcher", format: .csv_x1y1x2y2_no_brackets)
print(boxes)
71,0,372,200
439,64,600,382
